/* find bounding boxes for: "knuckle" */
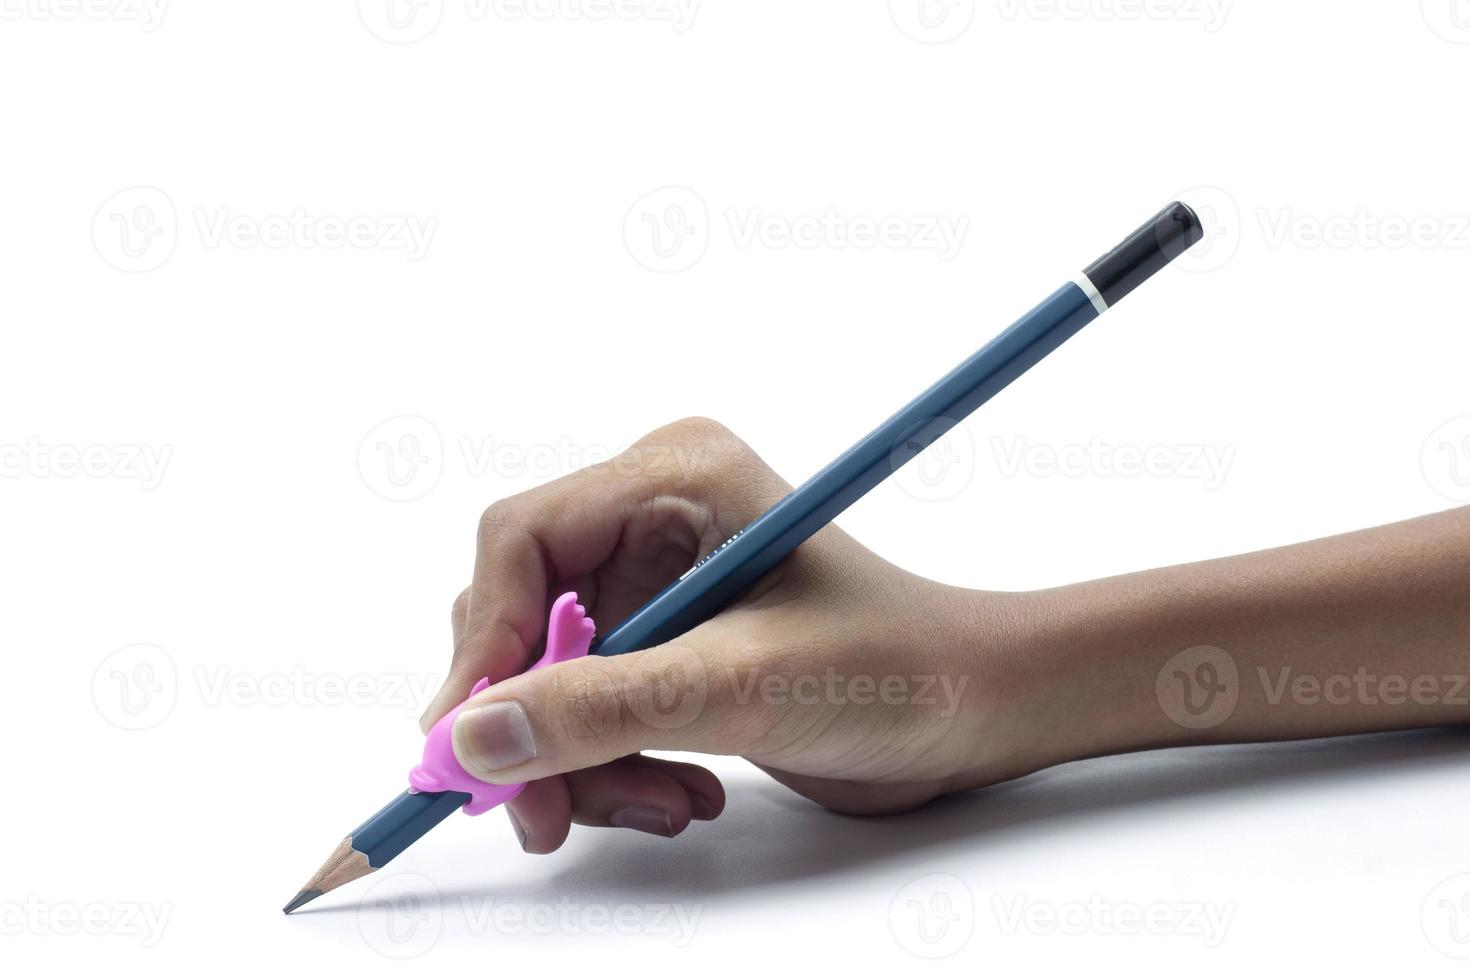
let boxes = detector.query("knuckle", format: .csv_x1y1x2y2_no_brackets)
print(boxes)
664,415,734,444
477,498,520,539
635,417,752,488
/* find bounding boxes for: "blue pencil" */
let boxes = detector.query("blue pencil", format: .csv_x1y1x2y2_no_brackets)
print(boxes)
285,202,1204,913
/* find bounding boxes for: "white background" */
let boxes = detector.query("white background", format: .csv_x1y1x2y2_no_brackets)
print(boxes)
4,0,1470,975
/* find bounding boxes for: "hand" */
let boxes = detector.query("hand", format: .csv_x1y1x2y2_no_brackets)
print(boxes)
422,418,1030,853
424,417,1470,856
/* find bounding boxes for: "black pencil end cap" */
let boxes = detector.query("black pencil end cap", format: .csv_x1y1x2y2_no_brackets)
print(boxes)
1083,201,1205,308
283,889,323,915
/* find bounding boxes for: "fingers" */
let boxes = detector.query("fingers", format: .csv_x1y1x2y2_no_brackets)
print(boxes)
451,633,754,783
420,473,642,732
504,775,571,854
505,757,726,853
425,418,776,733
621,754,726,821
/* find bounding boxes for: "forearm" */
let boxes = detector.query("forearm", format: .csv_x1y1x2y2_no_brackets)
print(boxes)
994,507,1470,773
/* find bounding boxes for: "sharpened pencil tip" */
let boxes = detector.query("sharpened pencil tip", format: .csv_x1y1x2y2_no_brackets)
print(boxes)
283,890,323,915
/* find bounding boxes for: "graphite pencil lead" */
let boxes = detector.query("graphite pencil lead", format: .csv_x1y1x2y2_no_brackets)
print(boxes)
282,890,323,915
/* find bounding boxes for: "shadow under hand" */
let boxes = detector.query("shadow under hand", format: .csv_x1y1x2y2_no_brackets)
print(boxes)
435,726,1470,908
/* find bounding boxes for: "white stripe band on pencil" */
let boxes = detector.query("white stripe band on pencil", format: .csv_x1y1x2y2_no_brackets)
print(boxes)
1075,273,1109,315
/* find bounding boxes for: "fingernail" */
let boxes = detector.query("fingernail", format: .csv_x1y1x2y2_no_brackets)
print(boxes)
455,701,537,773
689,793,716,821
609,805,675,837
507,810,529,852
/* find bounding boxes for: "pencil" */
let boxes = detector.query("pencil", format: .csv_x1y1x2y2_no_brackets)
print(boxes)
285,201,1204,914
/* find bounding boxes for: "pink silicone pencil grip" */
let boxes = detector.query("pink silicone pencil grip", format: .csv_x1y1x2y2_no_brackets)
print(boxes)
408,592,594,816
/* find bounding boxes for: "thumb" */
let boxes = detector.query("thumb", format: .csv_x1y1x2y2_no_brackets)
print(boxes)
450,636,735,783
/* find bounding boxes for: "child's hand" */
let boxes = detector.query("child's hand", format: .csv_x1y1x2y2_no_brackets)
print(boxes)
421,418,1029,852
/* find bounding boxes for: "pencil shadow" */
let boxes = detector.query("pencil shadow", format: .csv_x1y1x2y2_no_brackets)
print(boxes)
425,725,1470,909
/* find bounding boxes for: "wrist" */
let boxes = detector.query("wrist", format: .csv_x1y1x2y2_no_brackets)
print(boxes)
943,583,1180,789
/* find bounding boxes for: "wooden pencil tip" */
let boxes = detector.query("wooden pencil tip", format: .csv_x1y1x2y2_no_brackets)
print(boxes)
283,837,375,916
283,890,322,915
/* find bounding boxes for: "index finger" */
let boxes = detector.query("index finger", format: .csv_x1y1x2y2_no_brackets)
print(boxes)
420,436,710,731
419,467,630,731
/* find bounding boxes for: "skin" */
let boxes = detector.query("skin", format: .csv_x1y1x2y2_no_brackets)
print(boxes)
420,417,1470,853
